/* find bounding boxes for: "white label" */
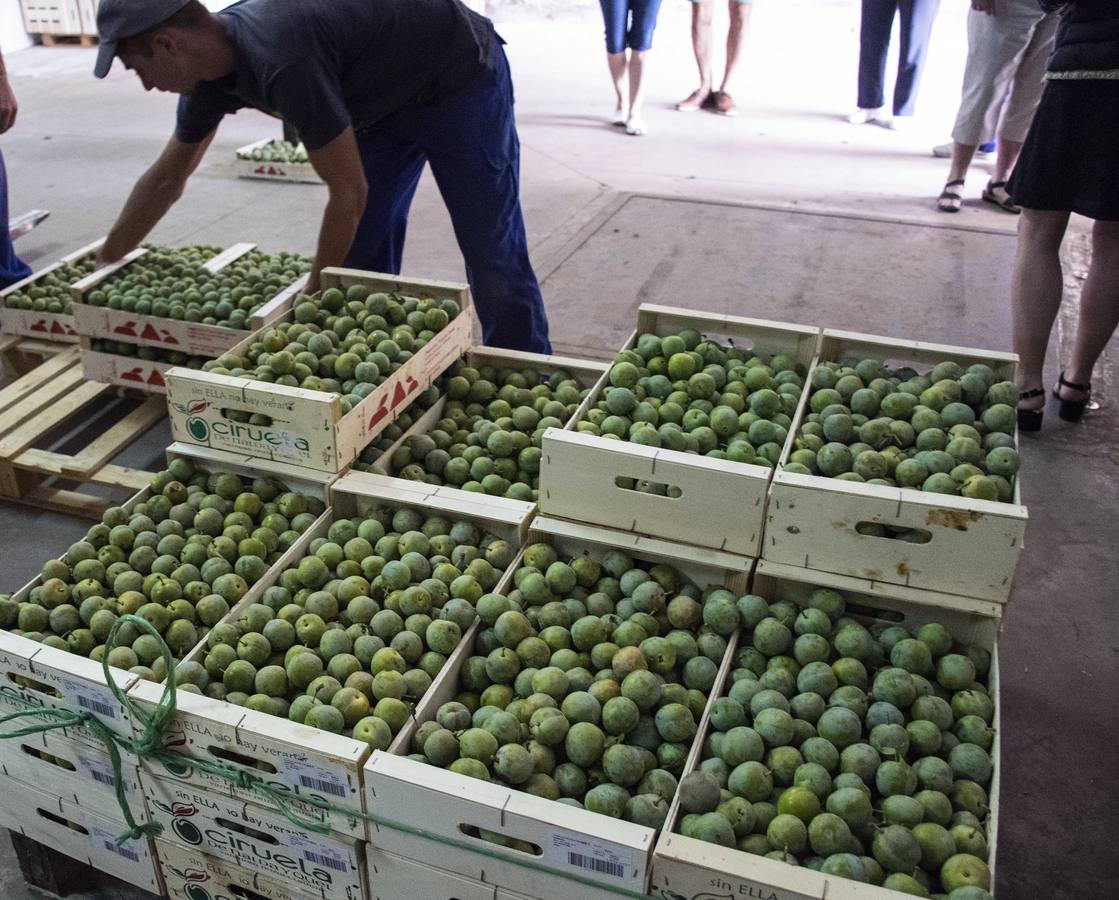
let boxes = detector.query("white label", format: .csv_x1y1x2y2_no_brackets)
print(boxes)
89,824,144,864
77,752,123,790
549,832,631,881
61,678,118,720
288,832,351,874
287,758,349,799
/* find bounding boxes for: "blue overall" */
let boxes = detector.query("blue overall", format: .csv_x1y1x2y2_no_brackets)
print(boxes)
0,149,31,289
344,47,551,354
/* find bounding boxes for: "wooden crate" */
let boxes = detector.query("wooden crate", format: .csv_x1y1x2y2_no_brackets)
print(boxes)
166,267,475,473
364,515,751,898
79,340,174,394
159,839,327,900
0,238,103,344
765,329,1026,604
539,304,819,558
0,345,163,518
0,727,144,823
649,559,1002,900
236,139,324,185
71,244,300,358
0,779,161,892
19,0,84,35
130,470,531,840
159,839,325,900
367,345,609,475
144,774,364,900
366,846,501,900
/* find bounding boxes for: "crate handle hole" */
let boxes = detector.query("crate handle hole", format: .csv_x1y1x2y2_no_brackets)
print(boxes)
218,408,275,428
458,824,543,858
855,522,932,544
214,817,278,844
845,601,906,624
36,807,87,834
207,744,278,774
7,672,61,699
614,476,682,499
20,743,76,772
229,884,271,900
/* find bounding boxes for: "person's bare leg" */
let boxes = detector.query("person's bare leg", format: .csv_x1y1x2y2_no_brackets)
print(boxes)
628,51,647,124
1012,208,1071,408
677,1,714,108
720,1,753,94
607,51,628,119
991,138,1024,185
1063,220,1119,396
946,142,978,185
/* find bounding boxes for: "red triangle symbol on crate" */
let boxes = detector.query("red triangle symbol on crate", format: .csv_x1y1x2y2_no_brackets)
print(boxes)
50,320,66,335
140,323,162,341
148,369,166,387
114,322,137,337
30,320,47,332
121,368,144,382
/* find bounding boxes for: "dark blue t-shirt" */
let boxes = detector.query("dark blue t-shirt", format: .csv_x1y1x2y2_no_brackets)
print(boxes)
176,0,498,150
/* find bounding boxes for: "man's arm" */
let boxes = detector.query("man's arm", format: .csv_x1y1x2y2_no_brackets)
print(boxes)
98,134,215,266
0,49,17,135
305,127,368,295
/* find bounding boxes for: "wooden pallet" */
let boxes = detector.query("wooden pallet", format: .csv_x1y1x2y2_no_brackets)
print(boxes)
39,33,98,47
0,346,162,518
0,333,71,384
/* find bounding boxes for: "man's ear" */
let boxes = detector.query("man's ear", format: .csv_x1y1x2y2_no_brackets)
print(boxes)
152,31,176,56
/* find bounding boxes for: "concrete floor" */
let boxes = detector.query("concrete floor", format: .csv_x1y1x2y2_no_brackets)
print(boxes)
1,2,1117,897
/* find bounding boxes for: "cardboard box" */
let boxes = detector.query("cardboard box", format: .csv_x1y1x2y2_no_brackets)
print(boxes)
765,329,1026,604
166,267,474,472
649,559,1002,900
539,304,819,558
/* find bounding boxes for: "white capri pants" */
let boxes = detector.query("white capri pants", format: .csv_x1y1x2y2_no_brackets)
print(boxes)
951,0,1059,146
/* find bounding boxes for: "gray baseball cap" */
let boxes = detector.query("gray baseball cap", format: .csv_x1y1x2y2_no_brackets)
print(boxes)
94,0,192,78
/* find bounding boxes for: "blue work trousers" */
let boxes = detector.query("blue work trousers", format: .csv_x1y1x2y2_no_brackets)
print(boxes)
345,47,551,354
0,149,31,288
857,0,941,116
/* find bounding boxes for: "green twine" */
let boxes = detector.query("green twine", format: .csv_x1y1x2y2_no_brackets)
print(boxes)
0,616,646,899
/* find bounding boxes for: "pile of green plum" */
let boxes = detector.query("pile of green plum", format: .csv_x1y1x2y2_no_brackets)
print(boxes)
785,357,1020,502
3,255,97,313
576,329,806,473
675,587,995,899
0,459,323,674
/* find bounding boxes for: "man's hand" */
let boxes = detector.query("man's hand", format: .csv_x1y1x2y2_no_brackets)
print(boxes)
0,75,17,134
972,0,998,15
306,128,368,291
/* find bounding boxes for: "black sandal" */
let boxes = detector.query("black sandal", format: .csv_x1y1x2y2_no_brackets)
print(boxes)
937,179,965,213
1053,371,1092,422
1017,388,1045,432
982,180,1021,214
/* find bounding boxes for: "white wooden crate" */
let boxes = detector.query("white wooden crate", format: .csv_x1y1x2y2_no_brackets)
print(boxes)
0,238,103,344
71,245,301,358
167,267,474,473
364,515,752,897
368,345,608,475
158,838,328,900
366,846,499,900
20,0,84,35
236,139,324,185
133,470,531,840
539,304,819,558
0,727,144,822
144,774,364,900
0,777,161,892
765,329,1026,604
649,559,1002,900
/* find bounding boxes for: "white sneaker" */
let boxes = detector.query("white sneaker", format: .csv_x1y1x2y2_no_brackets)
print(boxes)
847,107,884,125
611,108,628,127
625,116,648,136
884,116,913,132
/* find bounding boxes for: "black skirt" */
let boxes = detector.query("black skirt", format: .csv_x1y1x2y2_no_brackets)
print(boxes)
1008,78,1119,222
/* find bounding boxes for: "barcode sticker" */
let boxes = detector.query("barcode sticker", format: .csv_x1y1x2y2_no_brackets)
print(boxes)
289,759,348,799
78,753,128,790
89,825,143,865
550,833,632,882
289,832,351,875
302,848,347,873
62,679,117,720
